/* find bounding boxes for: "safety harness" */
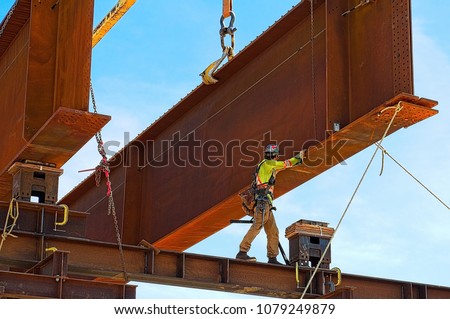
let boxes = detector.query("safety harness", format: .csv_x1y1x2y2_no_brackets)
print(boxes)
239,160,276,217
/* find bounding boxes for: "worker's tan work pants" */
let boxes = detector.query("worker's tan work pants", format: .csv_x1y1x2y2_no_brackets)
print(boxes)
239,201,279,258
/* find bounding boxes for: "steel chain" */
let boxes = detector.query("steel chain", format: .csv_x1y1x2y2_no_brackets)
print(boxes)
219,11,236,57
90,82,128,281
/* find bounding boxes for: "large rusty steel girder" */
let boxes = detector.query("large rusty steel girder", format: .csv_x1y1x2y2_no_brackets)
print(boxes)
1,200,450,298
0,250,136,298
0,0,443,300
0,0,110,201
58,0,437,251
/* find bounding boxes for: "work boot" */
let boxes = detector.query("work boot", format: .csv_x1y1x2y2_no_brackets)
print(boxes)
268,257,283,265
236,251,256,262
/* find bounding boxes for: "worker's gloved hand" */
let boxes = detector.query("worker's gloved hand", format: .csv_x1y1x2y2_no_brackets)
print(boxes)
295,150,305,162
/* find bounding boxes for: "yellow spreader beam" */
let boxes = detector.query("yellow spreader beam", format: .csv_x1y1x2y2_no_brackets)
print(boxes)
92,0,137,47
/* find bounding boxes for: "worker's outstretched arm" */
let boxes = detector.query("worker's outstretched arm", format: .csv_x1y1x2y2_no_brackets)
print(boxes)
266,150,304,172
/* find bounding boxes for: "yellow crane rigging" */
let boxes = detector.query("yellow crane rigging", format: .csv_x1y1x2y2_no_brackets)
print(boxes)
92,0,137,47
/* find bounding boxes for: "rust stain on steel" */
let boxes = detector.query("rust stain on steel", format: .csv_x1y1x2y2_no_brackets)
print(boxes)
340,273,450,299
0,200,89,242
59,0,434,251
153,95,437,251
0,224,336,298
0,0,31,58
0,0,109,201
0,108,110,201
1,223,450,299
0,250,136,298
0,271,136,299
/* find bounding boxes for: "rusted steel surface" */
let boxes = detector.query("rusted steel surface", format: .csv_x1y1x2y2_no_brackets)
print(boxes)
0,200,89,241
0,250,136,298
340,274,450,299
0,200,448,298
57,0,429,252
8,163,63,204
0,0,30,58
26,249,69,276
0,108,110,201
0,233,321,298
1,223,450,299
0,199,332,299
0,0,109,201
277,94,437,196
320,287,354,299
0,271,136,298
0,0,442,301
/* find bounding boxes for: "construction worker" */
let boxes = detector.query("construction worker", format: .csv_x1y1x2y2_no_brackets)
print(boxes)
236,144,304,264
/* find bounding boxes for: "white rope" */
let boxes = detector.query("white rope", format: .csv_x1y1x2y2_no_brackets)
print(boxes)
300,102,403,298
0,198,19,252
375,143,450,210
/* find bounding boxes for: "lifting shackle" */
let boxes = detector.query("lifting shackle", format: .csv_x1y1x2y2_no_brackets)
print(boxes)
200,10,237,85
219,11,237,52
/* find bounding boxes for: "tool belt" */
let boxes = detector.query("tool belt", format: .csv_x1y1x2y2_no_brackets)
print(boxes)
255,188,272,203
239,186,272,217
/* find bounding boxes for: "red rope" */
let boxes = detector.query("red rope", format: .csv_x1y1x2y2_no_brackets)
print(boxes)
94,140,112,197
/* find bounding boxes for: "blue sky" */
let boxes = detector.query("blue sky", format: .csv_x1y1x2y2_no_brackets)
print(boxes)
1,0,449,299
